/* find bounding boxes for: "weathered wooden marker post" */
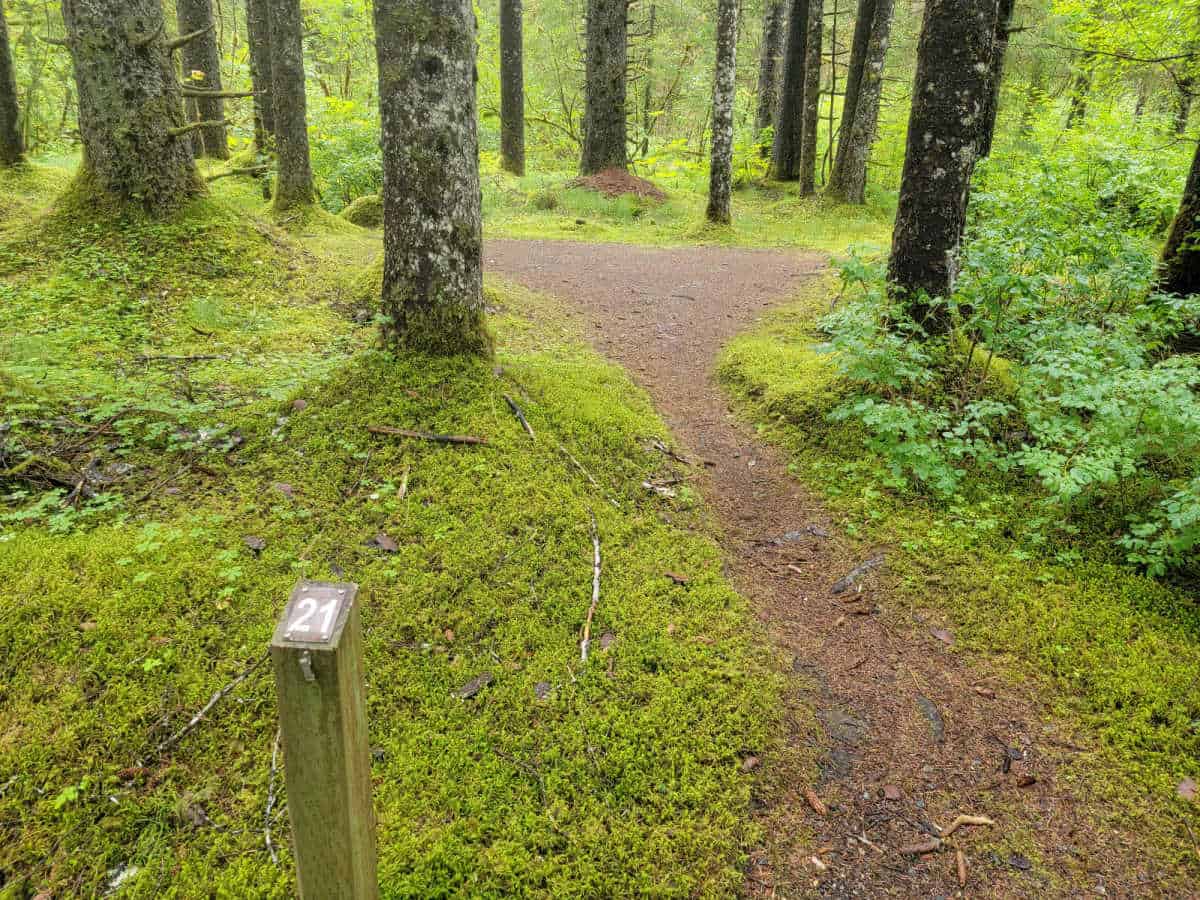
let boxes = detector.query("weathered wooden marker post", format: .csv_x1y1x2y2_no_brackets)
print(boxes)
271,581,378,898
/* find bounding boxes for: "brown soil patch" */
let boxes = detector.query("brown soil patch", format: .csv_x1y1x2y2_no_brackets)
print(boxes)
483,238,1189,898
567,167,666,201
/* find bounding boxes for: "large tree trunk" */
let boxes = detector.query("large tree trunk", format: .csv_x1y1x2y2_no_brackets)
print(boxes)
176,0,229,159
246,0,275,151
373,0,490,356
270,0,313,210
0,0,24,166
771,0,811,180
826,0,892,203
799,0,824,195
707,0,739,224
1160,140,1200,351
977,0,1014,158
887,0,997,335
581,0,628,174
499,0,525,175
755,1,788,137
61,0,200,213
832,0,875,177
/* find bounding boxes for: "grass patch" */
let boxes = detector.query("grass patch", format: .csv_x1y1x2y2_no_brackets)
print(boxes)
0,167,785,897
717,277,1200,877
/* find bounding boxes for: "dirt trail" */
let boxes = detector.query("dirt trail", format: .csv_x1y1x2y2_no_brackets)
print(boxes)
484,238,1176,898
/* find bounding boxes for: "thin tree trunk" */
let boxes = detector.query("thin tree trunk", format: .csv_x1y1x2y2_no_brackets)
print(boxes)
799,0,824,194
1065,61,1092,128
1018,55,1044,136
0,0,24,166
1175,78,1194,135
270,0,312,210
373,0,490,356
581,0,628,174
61,0,200,213
755,1,787,137
978,0,1014,158
176,0,228,159
771,0,811,180
888,0,997,334
826,0,892,203
640,1,656,157
834,0,875,178
500,0,525,175
707,0,739,224
246,0,275,150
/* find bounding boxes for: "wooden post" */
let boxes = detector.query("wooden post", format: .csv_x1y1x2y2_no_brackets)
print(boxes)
271,581,378,899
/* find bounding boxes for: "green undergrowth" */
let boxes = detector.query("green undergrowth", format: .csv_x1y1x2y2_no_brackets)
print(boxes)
718,278,1200,880
0,169,786,896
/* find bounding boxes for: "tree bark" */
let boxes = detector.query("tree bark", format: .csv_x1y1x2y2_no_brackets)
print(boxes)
373,0,490,356
640,1,656,157
0,0,24,166
61,0,201,213
755,1,787,137
771,0,811,180
887,0,997,334
1160,139,1200,351
246,0,275,150
1065,62,1092,128
833,0,875,174
977,0,1014,158
799,0,824,195
581,0,628,174
176,0,229,159
707,0,739,224
826,0,892,203
270,0,312,210
499,0,525,175
1175,78,1194,135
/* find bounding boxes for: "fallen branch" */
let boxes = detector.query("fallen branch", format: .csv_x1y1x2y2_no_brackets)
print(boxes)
167,25,213,51
938,814,995,838
136,353,226,364
503,394,535,441
168,119,231,139
650,439,692,465
206,166,269,183
830,554,885,595
181,87,257,99
264,727,282,866
579,511,602,662
154,652,269,756
899,837,942,855
366,425,488,446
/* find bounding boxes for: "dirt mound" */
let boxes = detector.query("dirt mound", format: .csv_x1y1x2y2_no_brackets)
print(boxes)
568,168,666,202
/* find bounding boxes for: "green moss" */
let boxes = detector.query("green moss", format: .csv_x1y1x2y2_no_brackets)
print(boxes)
340,194,384,228
0,161,72,223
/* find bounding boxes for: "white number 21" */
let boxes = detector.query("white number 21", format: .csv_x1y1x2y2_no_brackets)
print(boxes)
291,596,340,637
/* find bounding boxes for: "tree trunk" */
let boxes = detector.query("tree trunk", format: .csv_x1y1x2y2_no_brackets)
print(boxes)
61,0,201,213
977,0,1014,158
176,0,229,159
1018,55,1044,136
1160,139,1200,351
887,0,997,335
833,0,875,176
270,0,313,210
373,0,490,356
640,1,656,157
581,0,628,174
246,0,275,150
826,0,892,203
0,0,24,166
755,1,787,137
707,0,739,224
799,0,824,195
1175,79,1194,136
499,0,525,175
771,0,810,180
1065,62,1092,128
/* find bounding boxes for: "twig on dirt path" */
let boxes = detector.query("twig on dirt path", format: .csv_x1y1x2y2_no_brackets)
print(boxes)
830,554,886,594
650,439,691,465
154,652,269,757
503,395,536,441
265,728,282,867
579,511,602,663
899,837,943,855
366,425,488,446
938,814,996,838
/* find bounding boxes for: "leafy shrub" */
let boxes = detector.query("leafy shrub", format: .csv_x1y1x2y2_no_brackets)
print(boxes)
308,97,383,213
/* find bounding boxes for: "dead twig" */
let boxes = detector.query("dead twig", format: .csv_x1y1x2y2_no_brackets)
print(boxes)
938,814,995,838
264,728,281,866
366,425,488,446
956,849,968,886
558,444,620,508
830,554,885,594
579,511,602,662
154,652,269,757
803,787,828,816
503,395,536,441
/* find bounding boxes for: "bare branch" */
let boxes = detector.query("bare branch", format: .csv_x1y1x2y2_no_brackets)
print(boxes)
167,25,214,52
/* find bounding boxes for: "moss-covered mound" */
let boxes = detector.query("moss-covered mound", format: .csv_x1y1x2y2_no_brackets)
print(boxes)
340,193,384,228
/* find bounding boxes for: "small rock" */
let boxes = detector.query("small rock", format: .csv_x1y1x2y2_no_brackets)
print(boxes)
741,755,761,773
881,784,902,801
916,695,946,744
457,671,493,700
79,621,98,632
371,747,387,763
244,535,266,553
533,681,552,700
292,399,308,412
1007,853,1032,872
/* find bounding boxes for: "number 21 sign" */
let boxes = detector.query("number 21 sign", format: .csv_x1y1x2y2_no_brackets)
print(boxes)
280,581,355,645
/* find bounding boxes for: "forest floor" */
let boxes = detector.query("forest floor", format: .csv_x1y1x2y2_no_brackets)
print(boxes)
483,238,1198,897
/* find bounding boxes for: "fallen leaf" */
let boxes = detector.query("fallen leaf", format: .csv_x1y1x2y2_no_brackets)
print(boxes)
457,672,493,699
1178,777,1198,802
803,787,828,816
973,685,996,699
367,533,399,553
664,571,690,585
273,482,294,499
882,784,902,801
291,399,308,411
1007,853,1032,872
930,628,954,646
244,535,266,553
741,755,760,773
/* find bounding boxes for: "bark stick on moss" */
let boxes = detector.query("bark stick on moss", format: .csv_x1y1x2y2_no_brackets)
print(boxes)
175,0,228,159
581,0,629,174
270,0,313,211
706,0,739,225
373,0,491,356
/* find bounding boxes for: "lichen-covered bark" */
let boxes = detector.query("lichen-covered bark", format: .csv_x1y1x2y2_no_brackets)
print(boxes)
0,1,24,166
770,0,810,180
373,0,490,356
581,0,628,174
826,0,892,203
706,0,739,225
754,1,787,136
831,0,874,182
61,0,201,213
246,0,275,148
887,0,997,334
798,0,824,195
176,0,228,159
270,0,313,210
500,0,525,176
977,0,1014,158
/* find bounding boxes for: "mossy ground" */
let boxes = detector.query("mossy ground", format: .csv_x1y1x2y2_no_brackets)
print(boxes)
0,165,783,896
717,277,1200,876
